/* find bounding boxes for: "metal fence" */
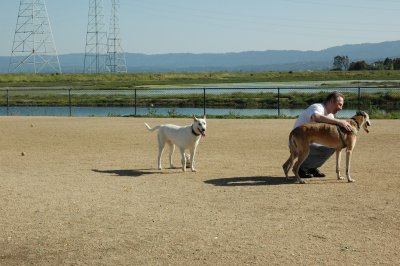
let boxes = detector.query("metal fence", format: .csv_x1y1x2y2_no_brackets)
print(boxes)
0,87,399,117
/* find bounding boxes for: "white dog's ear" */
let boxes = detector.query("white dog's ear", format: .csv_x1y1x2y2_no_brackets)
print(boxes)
203,115,206,120
192,114,198,121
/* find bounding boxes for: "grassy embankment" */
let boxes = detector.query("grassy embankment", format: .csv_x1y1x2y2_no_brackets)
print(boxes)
0,71,399,118
1,71,400,88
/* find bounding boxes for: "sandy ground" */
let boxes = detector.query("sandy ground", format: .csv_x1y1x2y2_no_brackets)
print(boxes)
0,116,399,265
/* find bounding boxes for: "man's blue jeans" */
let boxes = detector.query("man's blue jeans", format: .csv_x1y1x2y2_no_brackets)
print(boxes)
300,144,336,171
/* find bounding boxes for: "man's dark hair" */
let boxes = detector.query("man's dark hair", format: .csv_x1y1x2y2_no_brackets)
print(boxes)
324,91,344,104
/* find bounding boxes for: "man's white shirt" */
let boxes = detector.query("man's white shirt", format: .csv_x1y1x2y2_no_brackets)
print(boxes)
292,103,334,147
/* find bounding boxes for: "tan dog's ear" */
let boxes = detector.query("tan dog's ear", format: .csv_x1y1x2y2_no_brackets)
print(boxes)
357,111,368,118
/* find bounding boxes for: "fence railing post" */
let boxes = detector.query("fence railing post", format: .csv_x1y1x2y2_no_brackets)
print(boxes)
203,88,206,116
6,89,9,116
277,88,280,116
68,88,72,116
358,87,361,111
134,88,137,116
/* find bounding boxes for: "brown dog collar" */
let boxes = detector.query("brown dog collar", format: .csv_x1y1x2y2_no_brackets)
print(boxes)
351,118,361,130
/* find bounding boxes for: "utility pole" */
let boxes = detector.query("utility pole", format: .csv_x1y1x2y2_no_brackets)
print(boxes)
106,0,127,73
84,0,108,73
9,0,61,74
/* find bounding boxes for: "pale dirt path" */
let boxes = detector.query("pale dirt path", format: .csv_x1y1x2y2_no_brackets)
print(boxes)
0,117,399,265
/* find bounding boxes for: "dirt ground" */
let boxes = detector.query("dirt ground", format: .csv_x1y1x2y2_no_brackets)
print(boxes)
0,116,399,265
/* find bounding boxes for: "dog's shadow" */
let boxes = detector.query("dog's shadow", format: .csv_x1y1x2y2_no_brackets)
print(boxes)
204,176,293,186
92,168,162,177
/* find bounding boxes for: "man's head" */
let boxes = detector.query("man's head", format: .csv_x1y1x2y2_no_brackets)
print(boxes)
324,91,345,114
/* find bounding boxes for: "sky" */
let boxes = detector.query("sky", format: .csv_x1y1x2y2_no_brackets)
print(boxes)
1,0,400,56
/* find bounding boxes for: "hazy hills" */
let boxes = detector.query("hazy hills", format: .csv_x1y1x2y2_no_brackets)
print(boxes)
1,40,400,73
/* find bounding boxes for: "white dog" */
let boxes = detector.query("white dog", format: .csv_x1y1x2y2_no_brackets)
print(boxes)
145,115,206,172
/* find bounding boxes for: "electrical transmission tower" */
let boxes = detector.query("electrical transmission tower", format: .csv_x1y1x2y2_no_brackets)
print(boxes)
9,0,61,74
84,0,108,73
106,0,127,73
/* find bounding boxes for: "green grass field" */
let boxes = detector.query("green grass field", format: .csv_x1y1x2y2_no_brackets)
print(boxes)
1,70,400,88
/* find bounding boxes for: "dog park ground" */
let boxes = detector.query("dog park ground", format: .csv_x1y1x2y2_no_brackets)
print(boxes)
1,116,399,265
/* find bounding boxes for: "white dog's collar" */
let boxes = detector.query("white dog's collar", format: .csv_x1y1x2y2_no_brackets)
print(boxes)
191,125,201,136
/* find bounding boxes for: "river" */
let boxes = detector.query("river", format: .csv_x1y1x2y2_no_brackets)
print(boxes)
0,106,364,118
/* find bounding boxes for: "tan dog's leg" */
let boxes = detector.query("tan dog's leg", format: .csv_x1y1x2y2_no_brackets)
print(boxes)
283,135,297,179
292,146,309,184
346,149,354,182
336,149,345,180
282,154,295,179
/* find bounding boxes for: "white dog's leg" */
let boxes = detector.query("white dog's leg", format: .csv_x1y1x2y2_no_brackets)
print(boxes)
179,147,186,172
157,134,166,170
189,146,197,172
167,142,175,168
184,153,191,168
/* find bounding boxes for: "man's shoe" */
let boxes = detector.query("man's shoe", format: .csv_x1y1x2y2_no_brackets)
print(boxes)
298,168,313,178
308,168,326,178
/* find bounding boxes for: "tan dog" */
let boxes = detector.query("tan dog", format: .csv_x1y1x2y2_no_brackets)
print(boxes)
282,111,371,184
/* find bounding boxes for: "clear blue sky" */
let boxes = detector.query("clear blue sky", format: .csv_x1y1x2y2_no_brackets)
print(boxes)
1,0,399,56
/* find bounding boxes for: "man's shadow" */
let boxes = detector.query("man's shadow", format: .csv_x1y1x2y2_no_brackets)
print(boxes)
204,175,293,186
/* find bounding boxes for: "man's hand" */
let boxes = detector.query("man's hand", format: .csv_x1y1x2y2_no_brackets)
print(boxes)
313,113,352,131
338,120,352,131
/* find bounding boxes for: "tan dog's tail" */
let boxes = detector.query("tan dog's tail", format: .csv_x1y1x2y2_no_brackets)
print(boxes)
144,123,160,132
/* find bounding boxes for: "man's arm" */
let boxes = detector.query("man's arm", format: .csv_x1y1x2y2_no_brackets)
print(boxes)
311,113,352,131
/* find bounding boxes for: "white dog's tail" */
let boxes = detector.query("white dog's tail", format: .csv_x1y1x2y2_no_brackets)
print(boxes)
144,123,160,132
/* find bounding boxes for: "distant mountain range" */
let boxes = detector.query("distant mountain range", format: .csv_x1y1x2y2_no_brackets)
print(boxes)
2,40,400,73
